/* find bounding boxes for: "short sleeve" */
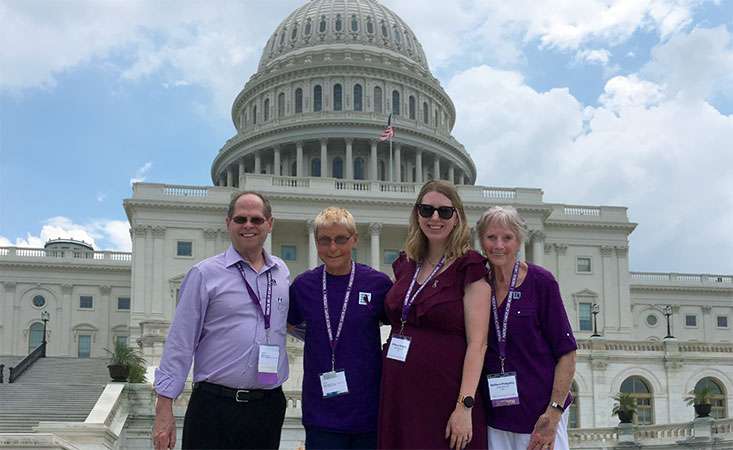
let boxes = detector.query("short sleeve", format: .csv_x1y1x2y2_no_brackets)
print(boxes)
537,270,577,359
287,279,304,326
457,250,489,285
391,251,409,281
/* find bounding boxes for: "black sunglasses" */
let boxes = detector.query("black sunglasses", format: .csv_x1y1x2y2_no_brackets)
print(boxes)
231,215,267,225
316,235,353,246
415,203,456,220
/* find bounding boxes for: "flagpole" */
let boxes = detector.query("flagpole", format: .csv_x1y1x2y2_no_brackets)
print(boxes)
389,137,393,182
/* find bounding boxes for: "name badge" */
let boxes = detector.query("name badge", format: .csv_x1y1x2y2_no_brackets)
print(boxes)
386,335,411,362
487,372,520,407
320,370,349,398
358,292,371,305
257,344,280,384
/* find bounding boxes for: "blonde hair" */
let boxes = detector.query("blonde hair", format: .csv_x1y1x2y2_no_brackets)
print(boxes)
313,207,357,238
475,205,528,245
405,180,471,263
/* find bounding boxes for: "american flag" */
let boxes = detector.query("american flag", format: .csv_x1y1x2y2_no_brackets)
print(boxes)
379,114,395,141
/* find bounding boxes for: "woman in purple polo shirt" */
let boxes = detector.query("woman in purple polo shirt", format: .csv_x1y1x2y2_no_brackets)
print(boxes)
288,207,392,450
477,206,577,450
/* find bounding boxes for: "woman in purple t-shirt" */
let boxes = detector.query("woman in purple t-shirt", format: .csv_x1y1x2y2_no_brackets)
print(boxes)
477,206,577,450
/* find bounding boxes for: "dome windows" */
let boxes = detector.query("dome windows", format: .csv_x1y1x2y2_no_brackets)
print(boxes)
335,14,343,32
319,15,327,33
374,86,383,113
333,84,343,111
305,18,312,36
409,95,415,120
279,30,286,46
393,26,402,46
392,90,400,115
277,93,285,118
264,98,270,121
353,84,363,112
252,105,257,125
351,15,359,32
313,85,323,112
295,88,303,113
366,17,374,34
291,23,298,40
423,102,429,124
333,157,344,179
380,20,388,38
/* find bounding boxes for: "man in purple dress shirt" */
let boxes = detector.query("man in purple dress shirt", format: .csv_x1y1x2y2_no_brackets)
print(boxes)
153,192,290,450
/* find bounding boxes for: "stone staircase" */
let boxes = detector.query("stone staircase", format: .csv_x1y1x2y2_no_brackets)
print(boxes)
0,356,109,433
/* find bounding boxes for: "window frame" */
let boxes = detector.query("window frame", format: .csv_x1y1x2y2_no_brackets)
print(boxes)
79,295,94,310
176,240,193,258
576,256,592,274
117,296,131,311
578,302,593,332
280,244,297,262
685,314,698,328
78,334,92,359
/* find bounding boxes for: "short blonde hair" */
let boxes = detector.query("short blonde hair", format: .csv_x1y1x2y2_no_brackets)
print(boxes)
313,207,357,238
405,180,471,263
476,206,528,244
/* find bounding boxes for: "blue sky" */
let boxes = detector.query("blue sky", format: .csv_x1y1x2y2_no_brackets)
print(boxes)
1,0,732,273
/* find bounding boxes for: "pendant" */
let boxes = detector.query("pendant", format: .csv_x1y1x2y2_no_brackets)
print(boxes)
433,279,439,288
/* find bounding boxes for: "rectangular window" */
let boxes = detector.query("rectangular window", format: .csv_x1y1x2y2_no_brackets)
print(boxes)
78,335,91,358
717,316,728,328
114,335,128,347
352,248,358,262
117,297,130,310
685,314,697,327
576,257,592,273
578,302,593,331
280,244,297,261
79,295,93,309
383,249,400,266
177,241,193,257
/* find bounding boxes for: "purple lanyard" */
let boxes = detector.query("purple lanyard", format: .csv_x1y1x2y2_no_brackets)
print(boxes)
491,260,520,373
322,261,356,372
400,256,445,334
236,262,273,330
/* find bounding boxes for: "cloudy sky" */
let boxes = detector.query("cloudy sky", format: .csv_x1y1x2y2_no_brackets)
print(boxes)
1,0,732,273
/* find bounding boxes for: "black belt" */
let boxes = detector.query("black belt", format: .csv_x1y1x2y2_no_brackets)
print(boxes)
193,381,281,403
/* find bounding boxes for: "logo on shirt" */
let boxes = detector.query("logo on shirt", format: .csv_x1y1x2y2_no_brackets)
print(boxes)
358,292,371,305
509,291,522,300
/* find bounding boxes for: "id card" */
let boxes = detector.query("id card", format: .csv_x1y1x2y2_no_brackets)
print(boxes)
487,372,520,407
386,335,411,362
320,370,349,398
257,344,280,384
358,292,371,305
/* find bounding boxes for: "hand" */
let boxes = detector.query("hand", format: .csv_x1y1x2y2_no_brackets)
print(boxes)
153,397,176,450
527,410,561,450
445,406,472,450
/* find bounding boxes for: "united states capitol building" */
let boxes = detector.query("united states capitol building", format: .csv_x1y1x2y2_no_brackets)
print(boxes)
1,1,731,449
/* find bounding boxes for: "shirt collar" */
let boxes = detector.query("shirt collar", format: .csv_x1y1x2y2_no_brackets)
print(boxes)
225,245,277,273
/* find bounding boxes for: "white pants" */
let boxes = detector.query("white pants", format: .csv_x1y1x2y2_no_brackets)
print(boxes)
487,409,569,450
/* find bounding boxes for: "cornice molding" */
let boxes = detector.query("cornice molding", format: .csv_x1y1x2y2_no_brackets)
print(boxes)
544,219,637,232
630,284,733,294
0,260,131,273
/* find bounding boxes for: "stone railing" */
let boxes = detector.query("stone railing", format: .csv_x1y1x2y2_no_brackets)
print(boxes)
631,271,733,284
568,418,733,448
576,339,666,352
0,247,131,263
550,204,630,223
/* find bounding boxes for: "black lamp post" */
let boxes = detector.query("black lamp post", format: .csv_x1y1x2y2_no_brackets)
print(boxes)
41,310,50,357
664,305,674,339
591,303,601,337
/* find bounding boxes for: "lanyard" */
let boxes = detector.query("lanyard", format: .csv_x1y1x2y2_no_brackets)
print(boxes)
400,256,445,334
490,259,520,373
236,262,273,330
322,261,356,372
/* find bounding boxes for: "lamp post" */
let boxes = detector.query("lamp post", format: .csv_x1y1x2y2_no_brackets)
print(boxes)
41,310,50,357
664,305,674,339
591,303,601,337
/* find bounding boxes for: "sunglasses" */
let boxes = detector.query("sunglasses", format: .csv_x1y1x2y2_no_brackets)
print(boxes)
316,235,353,246
415,203,457,220
231,215,267,225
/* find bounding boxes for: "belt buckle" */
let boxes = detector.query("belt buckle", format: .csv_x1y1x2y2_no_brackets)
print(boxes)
235,389,250,403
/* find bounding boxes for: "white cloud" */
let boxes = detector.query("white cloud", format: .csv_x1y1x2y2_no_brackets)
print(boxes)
599,75,665,111
0,216,131,252
576,49,612,65
130,161,153,186
96,192,107,202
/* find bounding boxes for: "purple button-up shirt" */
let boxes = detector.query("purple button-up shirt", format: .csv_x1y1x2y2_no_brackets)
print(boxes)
154,245,290,399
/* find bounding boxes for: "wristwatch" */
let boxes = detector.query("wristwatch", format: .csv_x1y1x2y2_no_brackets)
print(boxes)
550,401,565,412
458,394,475,408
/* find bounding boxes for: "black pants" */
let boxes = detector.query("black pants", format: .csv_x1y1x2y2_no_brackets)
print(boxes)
305,427,377,450
182,384,286,450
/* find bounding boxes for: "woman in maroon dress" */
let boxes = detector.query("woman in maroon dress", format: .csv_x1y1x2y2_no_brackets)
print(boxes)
378,180,491,450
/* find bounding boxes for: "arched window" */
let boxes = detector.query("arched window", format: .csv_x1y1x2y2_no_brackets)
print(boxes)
277,93,285,118
354,157,365,180
409,95,416,120
394,27,402,45
313,85,322,112
332,157,343,179
295,88,303,113
378,160,386,181
333,84,343,111
279,30,286,46
381,20,388,38
568,381,579,428
695,378,727,418
434,109,439,127
305,18,312,36
353,84,363,111
392,90,400,115
28,322,44,354
291,23,298,40
423,102,429,124
351,14,358,32
335,14,342,32
366,17,374,34
252,105,257,125
620,376,654,425
319,15,327,33
263,98,270,121
311,158,321,177
374,86,383,113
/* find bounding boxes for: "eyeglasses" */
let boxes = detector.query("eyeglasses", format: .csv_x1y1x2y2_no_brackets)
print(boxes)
316,235,353,246
231,215,267,225
415,203,456,220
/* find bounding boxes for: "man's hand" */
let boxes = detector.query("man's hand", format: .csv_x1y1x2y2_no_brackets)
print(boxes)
526,409,561,450
153,396,176,450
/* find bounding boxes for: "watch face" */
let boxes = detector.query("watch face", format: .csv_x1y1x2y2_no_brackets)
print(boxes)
463,396,475,408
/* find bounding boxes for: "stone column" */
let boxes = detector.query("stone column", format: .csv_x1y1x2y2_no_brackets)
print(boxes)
345,139,353,179
531,231,545,266
151,226,166,316
433,156,440,180
370,140,378,181
394,143,402,182
320,138,328,177
254,151,261,175
307,220,318,269
60,283,72,355
264,233,272,255
416,149,423,184
370,223,382,270
226,166,234,187
130,225,149,348
273,145,281,176
238,158,246,187
218,173,226,187
296,141,304,177
448,164,455,184
472,227,481,251
1,282,15,355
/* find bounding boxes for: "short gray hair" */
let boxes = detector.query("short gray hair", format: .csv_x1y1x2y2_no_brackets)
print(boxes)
476,206,528,244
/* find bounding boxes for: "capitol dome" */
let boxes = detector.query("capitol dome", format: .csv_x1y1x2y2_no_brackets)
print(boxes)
212,0,476,189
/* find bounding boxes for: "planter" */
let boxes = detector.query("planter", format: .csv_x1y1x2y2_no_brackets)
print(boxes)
694,403,712,418
618,410,634,423
108,364,129,382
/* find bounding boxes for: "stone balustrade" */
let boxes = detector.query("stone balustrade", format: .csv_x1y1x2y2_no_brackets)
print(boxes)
631,271,733,284
0,247,132,263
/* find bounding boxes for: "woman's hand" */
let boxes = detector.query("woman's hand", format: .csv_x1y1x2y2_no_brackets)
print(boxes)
445,406,473,450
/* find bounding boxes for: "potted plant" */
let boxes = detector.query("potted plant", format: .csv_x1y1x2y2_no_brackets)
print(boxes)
612,392,637,424
105,341,146,382
685,386,714,418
